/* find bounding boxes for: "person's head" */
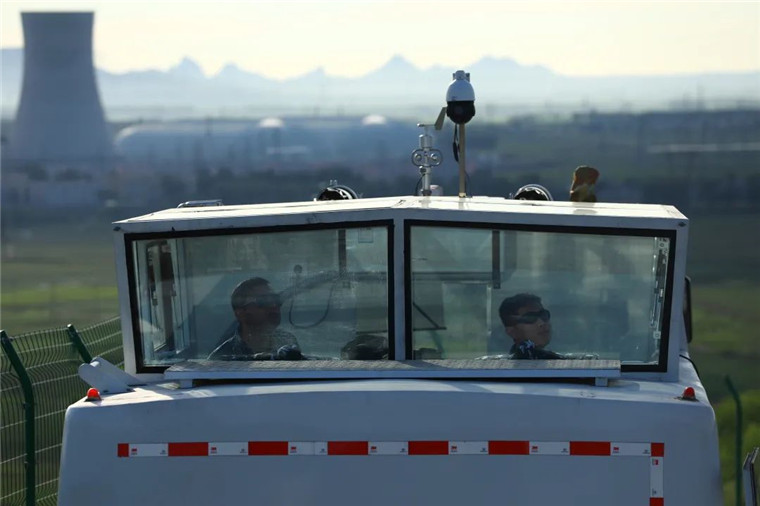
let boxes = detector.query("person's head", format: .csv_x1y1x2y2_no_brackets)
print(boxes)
499,293,552,348
231,277,282,333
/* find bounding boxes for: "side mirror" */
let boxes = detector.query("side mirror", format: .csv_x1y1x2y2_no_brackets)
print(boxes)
683,276,693,343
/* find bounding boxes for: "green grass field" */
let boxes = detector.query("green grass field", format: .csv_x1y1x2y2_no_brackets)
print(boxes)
685,213,760,403
1,223,119,332
684,213,760,504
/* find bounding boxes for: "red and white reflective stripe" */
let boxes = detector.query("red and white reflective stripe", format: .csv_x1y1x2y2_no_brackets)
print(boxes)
118,440,664,503
651,456,664,500
118,440,662,458
649,442,665,505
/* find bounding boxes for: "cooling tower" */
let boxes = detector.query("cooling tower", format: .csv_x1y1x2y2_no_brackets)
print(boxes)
11,12,113,161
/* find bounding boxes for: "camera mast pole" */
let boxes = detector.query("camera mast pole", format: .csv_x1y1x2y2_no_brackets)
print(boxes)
458,124,467,198
444,70,475,199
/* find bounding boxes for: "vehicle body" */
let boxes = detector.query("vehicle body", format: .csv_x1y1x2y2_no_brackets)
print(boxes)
59,195,722,505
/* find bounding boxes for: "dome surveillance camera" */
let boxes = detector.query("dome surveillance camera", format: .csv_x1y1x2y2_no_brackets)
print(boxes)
512,184,554,201
445,70,476,124
315,181,358,201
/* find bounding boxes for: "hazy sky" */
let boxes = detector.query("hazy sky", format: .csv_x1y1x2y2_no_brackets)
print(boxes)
2,1,758,79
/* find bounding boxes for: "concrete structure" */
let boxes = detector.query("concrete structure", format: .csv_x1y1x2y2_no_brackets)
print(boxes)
10,12,113,162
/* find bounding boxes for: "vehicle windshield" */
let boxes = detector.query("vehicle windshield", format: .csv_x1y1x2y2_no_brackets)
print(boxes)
129,224,391,367
408,224,673,367
128,219,674,370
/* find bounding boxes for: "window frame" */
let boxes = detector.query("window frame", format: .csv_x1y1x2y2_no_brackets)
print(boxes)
403,219,677,373
125,220,396,373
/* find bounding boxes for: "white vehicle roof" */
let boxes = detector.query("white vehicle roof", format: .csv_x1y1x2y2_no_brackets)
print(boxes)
116,196,686,228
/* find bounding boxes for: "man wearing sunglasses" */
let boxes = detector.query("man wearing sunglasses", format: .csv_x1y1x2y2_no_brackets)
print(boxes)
208,277,301,360
498,293,563,360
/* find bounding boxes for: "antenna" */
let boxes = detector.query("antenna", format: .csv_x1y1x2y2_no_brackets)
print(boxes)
434,107,447,131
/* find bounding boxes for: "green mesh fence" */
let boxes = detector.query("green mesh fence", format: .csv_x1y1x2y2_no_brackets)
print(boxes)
0,317,123,506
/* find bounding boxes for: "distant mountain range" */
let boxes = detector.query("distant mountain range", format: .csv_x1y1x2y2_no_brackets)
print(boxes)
2,48,758,119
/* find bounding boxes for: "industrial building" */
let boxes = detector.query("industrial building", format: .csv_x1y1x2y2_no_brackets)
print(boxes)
3,12,114,208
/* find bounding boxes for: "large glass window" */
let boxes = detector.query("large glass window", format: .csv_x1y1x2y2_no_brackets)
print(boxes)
408,224,673,368
129,225,391,367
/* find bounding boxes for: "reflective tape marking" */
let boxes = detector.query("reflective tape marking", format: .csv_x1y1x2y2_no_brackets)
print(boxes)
168,442,208,457
368,441,408,455
117,439,664,498
328,441,368,455
449,441,489,455
129,444,168,457
119,440,660,459
408,441,449,455
248,441,288,456
116,441,665,498
209,442,248,456
570,441,610,456
288,442,315,456
489,440,530,455
529,441,570,456
650,457,664,498
315,442,329,456
611,442,652,456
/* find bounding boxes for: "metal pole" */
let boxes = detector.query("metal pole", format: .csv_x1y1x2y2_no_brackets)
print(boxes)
421,167,432,196
726,375,744,506
1,330,36,506
458,123,467,198
67,324,93,363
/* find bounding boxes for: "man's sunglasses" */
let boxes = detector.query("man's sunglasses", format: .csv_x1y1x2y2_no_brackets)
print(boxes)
242,294,283,308
511,309,551,325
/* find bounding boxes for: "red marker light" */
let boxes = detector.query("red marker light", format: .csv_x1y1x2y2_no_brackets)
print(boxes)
680,386,696,401
86,388,101,401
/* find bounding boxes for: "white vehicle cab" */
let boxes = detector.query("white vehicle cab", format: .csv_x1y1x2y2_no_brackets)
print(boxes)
59,74,722,506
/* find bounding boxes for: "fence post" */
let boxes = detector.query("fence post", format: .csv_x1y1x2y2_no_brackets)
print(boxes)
726,375,744,506
1,330,36,506
67,324,93,363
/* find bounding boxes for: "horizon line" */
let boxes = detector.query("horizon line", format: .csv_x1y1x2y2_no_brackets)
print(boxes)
2,46,759,81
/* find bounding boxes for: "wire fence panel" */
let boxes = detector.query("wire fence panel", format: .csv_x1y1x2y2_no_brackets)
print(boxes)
0,317,124,506
1,333,29,506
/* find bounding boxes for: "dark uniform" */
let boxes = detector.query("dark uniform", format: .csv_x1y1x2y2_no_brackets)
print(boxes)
508,340,564,360
208,327,301,360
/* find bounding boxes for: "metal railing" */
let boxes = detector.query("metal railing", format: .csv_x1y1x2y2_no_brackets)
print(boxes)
0,317,123,506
